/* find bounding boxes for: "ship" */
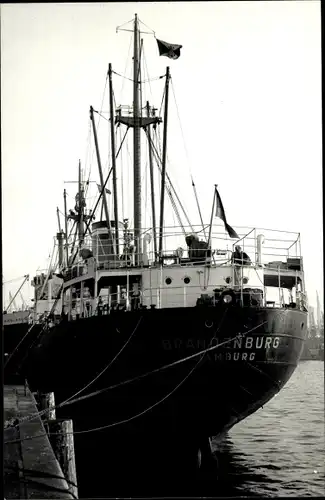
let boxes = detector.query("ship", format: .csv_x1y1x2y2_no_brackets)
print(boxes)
19,14,308,495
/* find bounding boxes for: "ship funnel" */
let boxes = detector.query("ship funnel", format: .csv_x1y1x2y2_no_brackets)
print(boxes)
91,221,116,264
256,234,265,266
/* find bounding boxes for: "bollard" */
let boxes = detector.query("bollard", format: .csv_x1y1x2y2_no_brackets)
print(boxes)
48,419,78,499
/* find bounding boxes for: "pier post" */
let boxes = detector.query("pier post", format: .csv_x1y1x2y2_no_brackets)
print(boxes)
48,419,78,499
37,391,56,421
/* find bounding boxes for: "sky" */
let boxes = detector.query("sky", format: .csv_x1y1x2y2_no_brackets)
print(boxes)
1,1,322,310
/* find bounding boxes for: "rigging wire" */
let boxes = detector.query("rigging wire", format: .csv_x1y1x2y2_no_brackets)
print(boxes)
84,74,109,201
93,110,110,122
147,129,194,232
61,316,143,406
145,129,182,230
84,121,92,198
2,275,28,285
138,17,156,36
116,17,135,32
170,79,193,176
119,32,133,101
113,70,163,84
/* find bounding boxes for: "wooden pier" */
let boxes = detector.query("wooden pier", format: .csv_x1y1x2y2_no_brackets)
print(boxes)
4,385,76,499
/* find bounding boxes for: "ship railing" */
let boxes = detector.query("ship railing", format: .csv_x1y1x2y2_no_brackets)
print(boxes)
61,224,304,312
73,247,302,272
63,280,304,320
63,223,301,270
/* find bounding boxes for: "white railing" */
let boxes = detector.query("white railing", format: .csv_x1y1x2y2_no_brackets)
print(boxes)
61,223,301,270
62,275,307,321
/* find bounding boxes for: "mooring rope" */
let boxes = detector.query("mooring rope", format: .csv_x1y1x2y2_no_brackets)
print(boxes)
6,284,65,373
5,316,144,428
4,323,36,369
4,307,283,443
4,465,77,498
60,316,143,406
5,306,287,439
4,312,272,436
4,306,229,441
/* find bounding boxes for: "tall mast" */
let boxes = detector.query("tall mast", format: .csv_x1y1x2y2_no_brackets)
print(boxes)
158,66,171,260
108,63,119,255
133,13,142,265
116,14,162,263
90,106,114,253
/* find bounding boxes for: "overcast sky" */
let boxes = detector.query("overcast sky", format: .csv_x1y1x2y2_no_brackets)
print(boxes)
1,1,322,310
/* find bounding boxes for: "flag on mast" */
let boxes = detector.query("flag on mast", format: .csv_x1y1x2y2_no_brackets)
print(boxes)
156,39,182,59
215,187,239,239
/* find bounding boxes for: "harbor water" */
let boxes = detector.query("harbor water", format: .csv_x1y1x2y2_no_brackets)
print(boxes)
78,360,324,497
212,360,324,497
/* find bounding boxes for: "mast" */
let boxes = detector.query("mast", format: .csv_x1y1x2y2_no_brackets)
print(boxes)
146,101,158,260
133,13,142,265
158,66,171,260
108,63,119,255
90,105,115,254
116,15,162,264
63,189,69,266
78,159,84,246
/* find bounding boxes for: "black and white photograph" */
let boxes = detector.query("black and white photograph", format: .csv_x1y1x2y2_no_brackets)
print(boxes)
2,2,323,498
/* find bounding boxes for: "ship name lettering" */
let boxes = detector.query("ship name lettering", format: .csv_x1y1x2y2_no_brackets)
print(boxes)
265,337,272,348
256,336,264,348
245,337,253,349
162,336,280,351
162,340,172,350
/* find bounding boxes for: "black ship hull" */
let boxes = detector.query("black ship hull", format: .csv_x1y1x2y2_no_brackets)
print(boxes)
23,304,306,495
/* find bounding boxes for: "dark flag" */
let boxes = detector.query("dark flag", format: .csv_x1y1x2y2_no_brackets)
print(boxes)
215,187,239,239
156,39,182,59
97,184,111,194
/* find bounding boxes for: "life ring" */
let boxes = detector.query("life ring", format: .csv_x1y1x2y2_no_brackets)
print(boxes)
220,289,237,306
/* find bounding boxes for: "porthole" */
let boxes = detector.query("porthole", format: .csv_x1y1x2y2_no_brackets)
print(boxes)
242,277,249,284
165,277,172,285
184,276,191,284
225,276,232,284
301,322,304,329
